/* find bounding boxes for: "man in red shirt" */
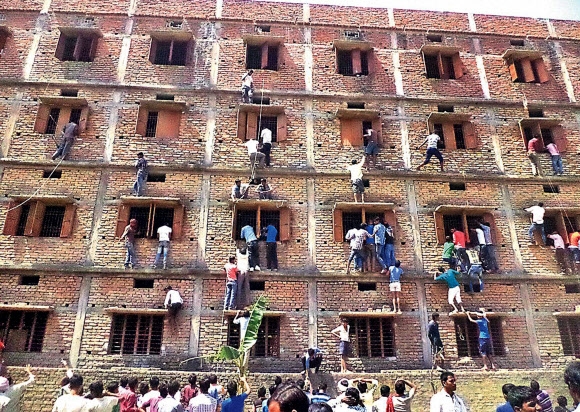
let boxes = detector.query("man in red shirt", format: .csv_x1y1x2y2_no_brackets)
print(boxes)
451,228,468,272
527,135,543,177
119,377,139,412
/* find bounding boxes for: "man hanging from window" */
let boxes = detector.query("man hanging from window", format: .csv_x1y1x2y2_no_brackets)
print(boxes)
525,202,546,245
466,309,497,371
52,119,81,161
241,69,254,103
363,128,379,168
223,256,239,311
428,313,445,370
479,220,499,273
164,285,183,317
545,140,564,176
434,266,465,315
260,126,273,167
345,223,370,274
241,224,260,272
548,230,570,275
347,155,366,203
527,134,543,177
133,152,148,196
451,228,468,272
416,132,444,172
152,222,172,270
243,137,266,169
121,218,138,269
263,223,278,271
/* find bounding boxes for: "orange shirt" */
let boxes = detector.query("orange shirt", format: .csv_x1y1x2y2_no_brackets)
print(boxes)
570,232,580,247
453,231,466,248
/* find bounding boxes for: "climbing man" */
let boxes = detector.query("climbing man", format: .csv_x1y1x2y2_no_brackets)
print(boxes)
434,266,465,315
231,179,250,200
244,136,266,169
466,309,497,371
152,222,172,270
241,224,260,272
416,131,444,172
347,155,366,203
133,152,148,196
241,69,254,103
525,202,546,245
52,119,81,161
527,134,543,177
164,286,183,317
256,178,273,200
428,313,445,370
121,218,138,269
364,128,379,168
260,126,273,167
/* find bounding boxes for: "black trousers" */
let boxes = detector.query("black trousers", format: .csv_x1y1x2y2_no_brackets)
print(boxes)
261,143,272,166
266,242,278,269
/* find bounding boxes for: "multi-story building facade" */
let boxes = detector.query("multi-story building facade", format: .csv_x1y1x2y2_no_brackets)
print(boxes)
1,0,580,398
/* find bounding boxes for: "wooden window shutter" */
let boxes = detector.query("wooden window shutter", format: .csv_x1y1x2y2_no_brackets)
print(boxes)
231,204,238,240
156,111,181,139
146,203,155,238
237,110,248,140
148,38,158,64
333,208,343,242
463,122,478,149
34,105,51,133
279,207,290,241
60,203,77,238
56,107,71,136
438,53,449,80
277,113,287,142
3,201,22,236
55,33,67,60
442,123,456,150
79,106,89,133
434,211,445,245
341,119,362,146
551,125,567,153
452,53,464,79
172,204,185,239
89,36,98,61
520,58,535,83
508,60,519,82
135,107,148,136
246,112,258,140
260,43,269,69
482,212,500,245
532,58,549,83
25,201,45,237
372,118,383,146
351,49,362,75
115,203,130,238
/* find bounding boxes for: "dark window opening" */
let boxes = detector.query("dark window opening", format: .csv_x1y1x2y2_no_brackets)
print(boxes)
523,127,534,145
57,34,96,62
129,207,150,239
0,310,48,352
246,44,278,71
15,204,30,237
344,30,361,39
69,108,82,124
267,47,279,71
145,112,158,138
347,102,365,109
543,216,558,246
427,34,443,42
510,39,525,47
40,206,66,237
455,317,504,357
463,283,482,293
250,281,265,291
253,317,280,357
443,214,463,238
167,21,182,29
453,124,465,149
252,97,270,105
358,282,376,291
337,49,369,76
126,204,177,239
43,170,62,179
433,124,445,149
438,105,454,113
62,36,77,61
449,182,466,191
156,94,174,101
540,128,553,146
258,116,278,142
565,284,580,294
425,54,440,79
342,211,363,240
45,108,61,134
60,89,78,97
256,25,271,33
558,317,580,357
147,174,166,183
133,279,154,289
361,120,373,146
152,208,174,237
227,318,241,348
235,210,258,241
441,55,455,79
152,40,188,66
260,210,280,241
19,275,40,286
109,314,163,355
349,317,395,357
362,179,370,188
513,60,528,83
543,185,560,193
528,109,544,118
0,32,8,56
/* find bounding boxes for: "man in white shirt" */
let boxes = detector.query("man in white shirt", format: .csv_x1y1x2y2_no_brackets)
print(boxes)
525,202,546,245
153,224,172,269
138,377,161,411
347,155,366,203
548,231,570,274
158,381,184,412
84,381,118,412
416,132,444,172
52,374,88,412
565,361,580,412
260,127,273,166
243,138,266,169
392,379,417,412
430,372,466,412
1,364,35,412
164,286,184,317
241,70,254,103
331,318,351,373
371,385,391,412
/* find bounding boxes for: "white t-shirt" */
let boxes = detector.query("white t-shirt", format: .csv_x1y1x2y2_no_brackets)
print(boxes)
242,73,253,88
233,316,250,338
164,290,183,306
347,163,363,181
526,205,545,224
157,226,172,242
549,234,565,249
84,396,119,412
244,139,259,154
261,128,272,144
236,249,250,273
392,388,415,412
426,133,440,149
51,394,88,412
138,390,161,408
331,324,350,342
475,228,485,245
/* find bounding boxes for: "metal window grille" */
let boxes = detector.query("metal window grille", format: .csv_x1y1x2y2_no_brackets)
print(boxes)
362,121,372,146
424,54,440,78
454,124,466,149
154,41,172,65
246,45,262,70
258,117,278,141
170,41,188,66
109,314,164,355
442,214,463,238
252,317,280,357
360,51,369,75
543,216,558,245
236,210,257,241
76,36,93,62
342,211,363,239
152,207,174,236
540,128,553,145
0,310,48,352
62,35,77,61
260,210,280,240
129,207,151,239
558,317,580,357
350,317,395,357
145,111,158,137
433,124,446,149
40,206,66,237
227,318,241,348
16,204,30,236
337,50,353,75
454,317,504,357
266,46,278,70
46,108,61,134
69,108,82,124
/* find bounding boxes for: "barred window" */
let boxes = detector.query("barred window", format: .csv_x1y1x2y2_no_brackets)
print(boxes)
454,317,505,357
558,317,580,357
3,200,76,238
109,314,164,355
0,310,48,352
227,316,280,357
349,317,395,357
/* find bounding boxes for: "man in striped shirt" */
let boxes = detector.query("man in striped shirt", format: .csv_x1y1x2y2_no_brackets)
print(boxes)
188,379,217,412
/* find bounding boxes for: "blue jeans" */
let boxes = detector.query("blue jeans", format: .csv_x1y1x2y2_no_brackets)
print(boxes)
348,249,364,270
154,241,170,267
467,264,483,292
124,242,136,267
570,247,580,263
551,155,563,174
133,172,146,196
224,280,237,310
384,244,395,268
375,244,387,269
528,223,546,244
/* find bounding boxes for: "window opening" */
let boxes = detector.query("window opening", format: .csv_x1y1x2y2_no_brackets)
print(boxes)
147,174,166,183
260,210,280,241
250,281,265,291
433,124,445,149
246,45,262,70
109,314,164,355
455,317,504,357
46,108,61,134
43,170,62,179
438,105,454,113
145,112,158,138
358,282,376,291
540,128,553,145
0,310,48,352
227,319,241,348
252,97,270,105
256,25,271,33
453,124,466,149
60,89,78,97
510,39,525,47
442,214,463,238
69,108,82,124
235,210,258,241
40,206,66,237
543,185,560,194
349,317,395,357
528,109,544,118
342,211,363,240
19,275,40,286
558,317,580,357
253,317,280,357
347,102,365,109
15,204,30,236
449,182,466,191
344,30,361,39
129,207,151,239
133,279,154,288
565,284,580,294
156,94,174,101
361,121,373,146
258,117,278,141
152,208,173,237
337,50,353,75
427,34,443,42
153,40,188,66
424,54,440,78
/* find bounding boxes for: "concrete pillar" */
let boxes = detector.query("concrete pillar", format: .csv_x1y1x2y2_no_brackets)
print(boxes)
406,179,424,272
308,279,318,348
500,184,523,272
85,170,109,265
189,277,204,356
69,276,92,367
104,91,122,163
398,104,411,169
486,109,505,173
197,174,211,265
1,92,23,158
204,95,217,166
520,283,543,367
416,280,432,368
306,177,316,268
116,18,134,83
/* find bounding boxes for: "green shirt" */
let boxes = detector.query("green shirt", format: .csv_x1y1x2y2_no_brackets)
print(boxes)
442,242,455,259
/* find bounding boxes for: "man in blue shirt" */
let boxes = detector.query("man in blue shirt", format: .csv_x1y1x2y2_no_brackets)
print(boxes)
265,224,278,271
467,309,497,371
241,225,260,271
497,383,516,412
389,260,403,314
222,377,251,412
372,217,388,274
434,266,465,315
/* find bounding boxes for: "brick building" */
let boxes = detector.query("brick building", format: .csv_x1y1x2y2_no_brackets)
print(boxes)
1,0,580,393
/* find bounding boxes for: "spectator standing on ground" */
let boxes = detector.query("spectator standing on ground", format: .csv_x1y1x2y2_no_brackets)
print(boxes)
364,129,379,168
121,219,138,269
416,132,444,172
138,377,160,411
254,388,267,412
157,380,184,412
241,225,260,272
371,385,391,412
530,380,553,412
527,134,543,177
85,381,118,412
434,266,465,315
526,203,547,245
257,179,273,200
392,379,417,412
310,383,331,404
349,379,378,411
335,388,366,412
152,223,172,269
442,236,457,269
347,156,366,203
466,310,497,370
208,375,226,409
507,386,542,412
188,379,217,412
389,260,403,313
164,286,183,317
429,372,466,412
244,137,266,169
223,256,239,311
241,70,254,103
428,313,445,370
264,223,278,271
564,361,580,412
221,378,251,412
554,396,571,412
266,383,309,412
496,383,516,412
331,318,351,373
181,375,199,410
52,120,80,161
142,383,167,412
52,374,88,412
545,141,564,175
133,152,148,196
119,377,139,412
1,364,35,412
260,127,273,167
346,223,370,274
